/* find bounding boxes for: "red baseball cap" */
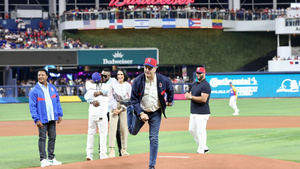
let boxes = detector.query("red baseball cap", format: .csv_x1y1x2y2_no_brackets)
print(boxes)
196,67,206,73
144,58,157,67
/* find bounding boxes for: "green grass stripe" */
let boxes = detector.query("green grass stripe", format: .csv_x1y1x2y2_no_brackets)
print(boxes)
0,98,299,121
1,128,300,169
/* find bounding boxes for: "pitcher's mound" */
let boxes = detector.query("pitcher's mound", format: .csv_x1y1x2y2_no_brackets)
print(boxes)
25,153,300,169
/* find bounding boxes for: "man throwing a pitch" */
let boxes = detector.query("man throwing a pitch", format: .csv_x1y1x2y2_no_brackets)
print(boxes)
128,58,174,169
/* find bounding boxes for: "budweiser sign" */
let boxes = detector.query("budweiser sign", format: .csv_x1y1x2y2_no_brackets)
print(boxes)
109,0,194,7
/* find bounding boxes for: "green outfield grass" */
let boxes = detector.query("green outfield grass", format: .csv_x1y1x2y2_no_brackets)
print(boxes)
1,128,300,169
0,98,299,121
0,98,299,169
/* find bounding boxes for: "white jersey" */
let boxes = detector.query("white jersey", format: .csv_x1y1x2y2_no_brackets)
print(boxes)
84,81,110,116
111,81,132,110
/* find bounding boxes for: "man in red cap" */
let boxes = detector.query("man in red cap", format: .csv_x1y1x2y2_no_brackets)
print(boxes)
127,58,174,169
184,66,211,154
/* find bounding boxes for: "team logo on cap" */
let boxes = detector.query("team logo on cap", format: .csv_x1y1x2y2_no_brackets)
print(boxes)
147,58,151,63
159,82,162,88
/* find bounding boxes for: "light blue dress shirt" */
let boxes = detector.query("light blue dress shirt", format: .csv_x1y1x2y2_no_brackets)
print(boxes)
38,82,54,121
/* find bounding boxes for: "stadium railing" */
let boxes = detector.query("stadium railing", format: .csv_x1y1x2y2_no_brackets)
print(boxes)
0,83,188,98
60,10,285,23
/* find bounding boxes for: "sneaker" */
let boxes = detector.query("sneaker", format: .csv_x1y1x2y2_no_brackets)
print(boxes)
204,149,209,153
121,150,130,156
100,153,108,159
40,159,51,168
108,148,115,158
233,112,239,116
86,157,93,161
49,158,62,166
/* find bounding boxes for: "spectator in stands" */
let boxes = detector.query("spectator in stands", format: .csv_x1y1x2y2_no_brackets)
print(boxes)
0,28,58,49
39,21,44,30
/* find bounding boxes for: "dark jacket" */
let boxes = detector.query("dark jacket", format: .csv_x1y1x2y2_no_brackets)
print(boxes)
131,73,174,118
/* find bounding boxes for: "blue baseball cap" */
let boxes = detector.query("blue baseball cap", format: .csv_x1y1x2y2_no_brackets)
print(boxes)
92,72,101,83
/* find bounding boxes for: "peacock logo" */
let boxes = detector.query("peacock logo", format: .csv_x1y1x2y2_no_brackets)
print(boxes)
276,79,299,93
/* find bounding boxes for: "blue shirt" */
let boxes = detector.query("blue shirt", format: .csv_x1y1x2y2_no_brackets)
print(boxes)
38,82,54,121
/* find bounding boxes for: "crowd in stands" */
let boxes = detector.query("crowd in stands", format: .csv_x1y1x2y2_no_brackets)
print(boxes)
0,27,58,49
16,77,86,97
64,38,104,49
61,6,287,21
11,73,189,97
272,55,300,61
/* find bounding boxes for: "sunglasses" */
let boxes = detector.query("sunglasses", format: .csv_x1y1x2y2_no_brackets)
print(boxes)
101,74,108,78
144,66,153,70
196,72,203,74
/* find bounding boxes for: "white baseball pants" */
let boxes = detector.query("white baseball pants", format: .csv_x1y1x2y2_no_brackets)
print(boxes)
189,114,210,154
86,114,108,159
229,96,239,114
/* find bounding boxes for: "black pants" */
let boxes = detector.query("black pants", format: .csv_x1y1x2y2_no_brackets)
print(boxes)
38,121,56,161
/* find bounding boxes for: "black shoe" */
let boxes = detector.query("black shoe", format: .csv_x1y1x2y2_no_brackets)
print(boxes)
149,166,155,169
204,149,209,153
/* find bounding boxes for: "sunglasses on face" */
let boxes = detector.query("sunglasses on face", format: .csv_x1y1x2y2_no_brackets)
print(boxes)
144,66,153,70
196,72,203,74
101,74,108,78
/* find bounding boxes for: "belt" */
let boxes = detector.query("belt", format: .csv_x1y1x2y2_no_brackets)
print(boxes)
144,108,161,114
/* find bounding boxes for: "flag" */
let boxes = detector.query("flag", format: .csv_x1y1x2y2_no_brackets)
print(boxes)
83,20,96,29
109,19,123,29
188,19,201,28
212,19,223,29
134,19,149,29
290,61,299,64
162,18,176,28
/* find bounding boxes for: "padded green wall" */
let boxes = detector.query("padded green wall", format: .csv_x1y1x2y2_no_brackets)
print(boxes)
64,29,278,72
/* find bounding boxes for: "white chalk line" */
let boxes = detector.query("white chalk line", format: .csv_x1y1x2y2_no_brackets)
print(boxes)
158,156,190,159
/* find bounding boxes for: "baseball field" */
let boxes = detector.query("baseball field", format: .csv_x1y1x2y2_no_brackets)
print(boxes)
1,98,300,169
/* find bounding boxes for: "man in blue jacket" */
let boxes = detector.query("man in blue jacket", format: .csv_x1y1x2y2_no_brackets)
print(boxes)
29,69,63,168
127,58,174,169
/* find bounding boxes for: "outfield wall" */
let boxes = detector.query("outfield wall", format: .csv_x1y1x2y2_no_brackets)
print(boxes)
0,72,299,103
206,73,300,98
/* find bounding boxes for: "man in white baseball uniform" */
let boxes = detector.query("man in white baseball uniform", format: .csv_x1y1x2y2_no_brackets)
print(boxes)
84,72,110,160
229,82,239,116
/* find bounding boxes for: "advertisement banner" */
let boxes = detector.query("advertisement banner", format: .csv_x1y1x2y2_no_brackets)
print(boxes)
78,48,158,65
206,74,300,98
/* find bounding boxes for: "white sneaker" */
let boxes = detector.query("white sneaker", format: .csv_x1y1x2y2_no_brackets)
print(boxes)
197,147,204,154
40,159,51,168
233,112,239,116
99,153,108,159
49,158,62,166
